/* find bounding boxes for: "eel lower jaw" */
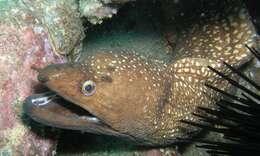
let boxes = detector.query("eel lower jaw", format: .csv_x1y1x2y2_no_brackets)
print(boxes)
23,92,126,137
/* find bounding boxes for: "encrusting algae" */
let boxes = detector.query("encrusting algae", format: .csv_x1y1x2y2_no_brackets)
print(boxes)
24,0,258,146
0,0,84,155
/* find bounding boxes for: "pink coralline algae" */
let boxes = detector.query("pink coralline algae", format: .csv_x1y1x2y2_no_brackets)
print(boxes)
0,21,61,156
0,0,84,155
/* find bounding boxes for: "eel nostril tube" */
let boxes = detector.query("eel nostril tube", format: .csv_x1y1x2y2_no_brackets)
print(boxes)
38,73,49,83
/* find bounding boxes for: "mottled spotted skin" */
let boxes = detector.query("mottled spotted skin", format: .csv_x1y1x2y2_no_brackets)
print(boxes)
25,0,257,145
153,0,257,144
174,2,255,66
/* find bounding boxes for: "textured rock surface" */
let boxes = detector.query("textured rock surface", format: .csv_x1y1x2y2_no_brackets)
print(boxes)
29,0,85,60
79,0,135,24
0,0,84,155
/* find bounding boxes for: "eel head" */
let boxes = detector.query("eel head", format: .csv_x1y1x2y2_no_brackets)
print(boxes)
24,53,165,144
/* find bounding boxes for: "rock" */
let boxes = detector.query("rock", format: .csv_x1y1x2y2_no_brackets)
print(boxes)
79,0,135,24
0,0,84,155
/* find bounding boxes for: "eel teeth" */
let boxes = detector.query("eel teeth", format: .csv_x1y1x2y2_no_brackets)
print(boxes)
31,92,57,106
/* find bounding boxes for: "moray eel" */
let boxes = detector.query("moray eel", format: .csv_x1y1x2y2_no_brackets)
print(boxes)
24,0,257,145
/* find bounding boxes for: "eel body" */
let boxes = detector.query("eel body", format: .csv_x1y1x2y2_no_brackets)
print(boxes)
24,0,257,145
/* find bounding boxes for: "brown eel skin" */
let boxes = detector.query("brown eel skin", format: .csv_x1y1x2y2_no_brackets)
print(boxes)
24,0,258,145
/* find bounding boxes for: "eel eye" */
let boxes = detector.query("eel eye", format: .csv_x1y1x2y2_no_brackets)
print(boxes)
82,80,96,96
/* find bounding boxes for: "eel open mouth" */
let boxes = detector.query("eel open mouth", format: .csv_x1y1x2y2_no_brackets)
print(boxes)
23,63,136,140
23,91,125,137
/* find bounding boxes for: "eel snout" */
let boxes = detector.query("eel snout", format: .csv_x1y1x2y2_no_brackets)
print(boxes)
23,63,132,138
24,92,101,130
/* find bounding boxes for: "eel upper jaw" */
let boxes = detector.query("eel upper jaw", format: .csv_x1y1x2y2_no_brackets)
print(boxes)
23,92,131,138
